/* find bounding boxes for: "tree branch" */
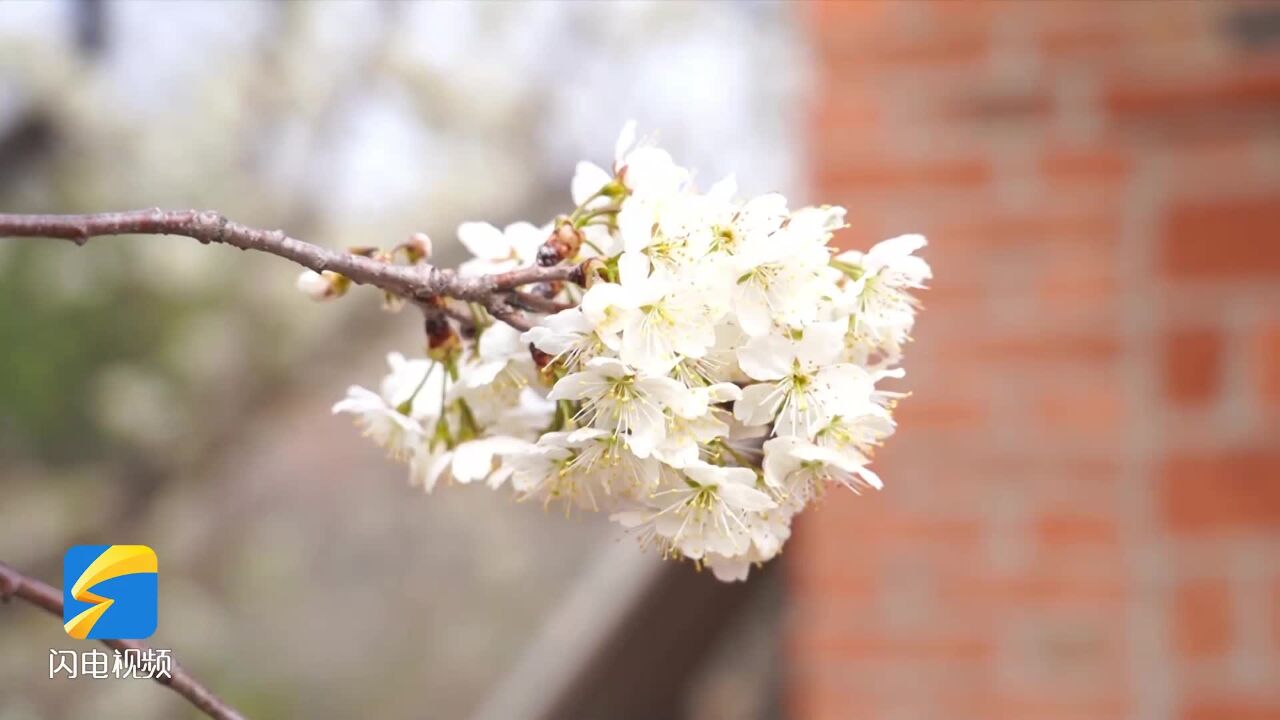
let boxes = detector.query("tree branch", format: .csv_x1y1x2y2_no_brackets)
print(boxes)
484,298,534,332
0,561,245,720
0,209,585,307
505,290,573,315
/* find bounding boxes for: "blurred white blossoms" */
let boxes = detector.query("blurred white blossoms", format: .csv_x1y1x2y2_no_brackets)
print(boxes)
329,122,930,581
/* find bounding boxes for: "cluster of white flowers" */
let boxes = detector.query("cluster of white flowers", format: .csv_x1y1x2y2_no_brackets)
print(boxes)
327,123,930,581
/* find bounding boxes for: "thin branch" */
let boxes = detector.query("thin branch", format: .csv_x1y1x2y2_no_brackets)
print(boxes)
0,209,584,306
489,262,585,292
505,290,574,315
419,298,478,336
0,561,245,720
484,299,534,332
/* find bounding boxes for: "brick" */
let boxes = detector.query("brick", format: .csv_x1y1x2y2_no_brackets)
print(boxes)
1036,263,1117,320
1161,194,1280,279
799,631,994,663
1182,700,1280,720
827,206,894,252
1173,577,1233,659
940,575,1128,607
1163,328,1224,406
917,277,986,309
931,211,1121,251
1105,64,1280,120
816,157,992,194
1034,512,1120,548
893,397,988,430
1034,383,1125,437
1166,137,1264,194
1039,24,1129,59
1274,576,1280,654
980,696,1130,720
813,93,882,135
980,333,1121,364
819,29,992,69
1161,451,1280,534
805,0,892,31
1255,323,1280,409
1039,146,1133,185
1037,5,1202,63
943,88,1054,124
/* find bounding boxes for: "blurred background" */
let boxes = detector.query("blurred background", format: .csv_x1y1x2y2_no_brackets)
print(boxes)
0,2,1277,719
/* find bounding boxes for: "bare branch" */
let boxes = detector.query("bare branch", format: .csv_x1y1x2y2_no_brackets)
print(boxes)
0,561,246,720
488,262,585,291
0,209,585,309
505,290,574,315
484,298,534,332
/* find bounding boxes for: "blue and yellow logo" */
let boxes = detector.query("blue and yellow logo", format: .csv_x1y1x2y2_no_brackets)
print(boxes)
62,545,157,640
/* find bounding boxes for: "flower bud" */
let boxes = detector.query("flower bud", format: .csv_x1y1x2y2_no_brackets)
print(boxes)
574,257,605,288
402,232,432,263
602,176,628,199
296,270,349,301
537,219,583,267
529,343,553,370
424,311,460,362
382,292,406,313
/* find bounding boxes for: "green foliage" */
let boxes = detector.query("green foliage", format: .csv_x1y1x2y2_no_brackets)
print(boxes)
0,244,186,463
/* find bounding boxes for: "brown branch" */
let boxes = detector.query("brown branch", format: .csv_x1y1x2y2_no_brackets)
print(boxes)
0,209,585,308
489,261,586,291
484,298,534,332
505,290,573,315
418,298,478,337
0,561,245,720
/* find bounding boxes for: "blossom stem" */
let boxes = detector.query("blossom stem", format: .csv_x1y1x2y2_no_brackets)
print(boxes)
711,439,756,468
829,258,864,280
572,206,620,228
567,189,605,224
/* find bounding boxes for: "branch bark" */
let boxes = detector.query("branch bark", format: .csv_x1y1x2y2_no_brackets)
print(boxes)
0,209,586,307
0,561,246,720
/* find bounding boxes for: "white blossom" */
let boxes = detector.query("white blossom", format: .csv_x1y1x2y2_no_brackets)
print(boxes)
332,352,437,461
733,320,876,437
412,435,532,493
522,307,603,371
834,233,931,356
509,429,659,511
331,122,931,582
457,221,546,277
613,462,775,561
332,385,424,461
763,436,881,506
547,357,694,457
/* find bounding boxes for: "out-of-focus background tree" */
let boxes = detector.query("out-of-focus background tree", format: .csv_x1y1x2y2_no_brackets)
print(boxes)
0,2,805,718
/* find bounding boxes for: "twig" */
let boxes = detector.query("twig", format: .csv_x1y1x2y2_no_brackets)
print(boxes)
0,209,584,308
505,290,573,315
484,299,534,332
419,298,478,336
0,561,245,720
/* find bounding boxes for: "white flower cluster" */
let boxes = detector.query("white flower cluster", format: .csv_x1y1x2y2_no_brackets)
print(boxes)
330,123,930,581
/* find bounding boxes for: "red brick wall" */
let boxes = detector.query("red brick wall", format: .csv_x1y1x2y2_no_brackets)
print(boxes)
789,3,1280,719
